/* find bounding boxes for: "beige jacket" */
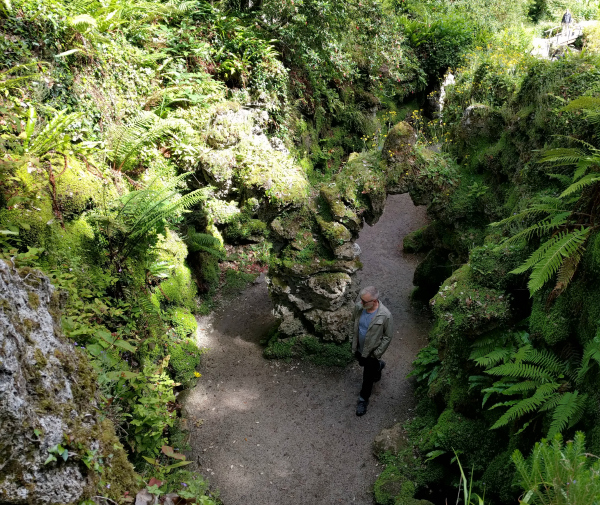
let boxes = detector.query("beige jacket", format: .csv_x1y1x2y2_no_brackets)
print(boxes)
351,301,393,359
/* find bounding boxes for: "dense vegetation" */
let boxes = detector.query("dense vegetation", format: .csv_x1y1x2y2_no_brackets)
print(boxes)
2,0,600,503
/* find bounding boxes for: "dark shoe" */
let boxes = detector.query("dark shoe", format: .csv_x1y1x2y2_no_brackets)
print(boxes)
356,400,369,416
374,360,386,383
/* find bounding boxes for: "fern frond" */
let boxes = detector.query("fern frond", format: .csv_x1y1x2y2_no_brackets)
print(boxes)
576,338,600,384
540,147,588,166
491,389,558,429
513,345,532,363
547,392,587,439
562,96,600,112
27,110,84,157
560,172,600,198
502,380,540,395
186,227,225,259
551,248,584,298
486,362,554,381
473,348,514,367
108,112,189,171
547,173,573,185
501,213,570,247
527,228,591,293
526,348,566,374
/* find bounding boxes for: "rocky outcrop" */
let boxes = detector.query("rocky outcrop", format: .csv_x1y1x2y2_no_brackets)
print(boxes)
267,122,419,343
0,260,137,504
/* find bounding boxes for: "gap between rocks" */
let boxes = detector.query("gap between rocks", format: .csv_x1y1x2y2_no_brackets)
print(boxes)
183,193,430,505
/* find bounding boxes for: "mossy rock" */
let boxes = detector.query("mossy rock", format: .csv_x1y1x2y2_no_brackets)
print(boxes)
529,292,573,345
430,264,511,337
383,121,417,167
315,215,352,249
469,242,528,291
169,307,198,337
155,264,197,311
168,337,202,385
481,450,519,504
374,466,414,505
403,225,432,254
333,150,387,222
234,136,310,205
419,408,498,473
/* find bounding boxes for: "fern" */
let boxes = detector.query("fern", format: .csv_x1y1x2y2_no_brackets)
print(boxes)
91,174,212,266
526,228,590,293
547,392,587,439
491,384,560,429
495,95,600,297
186,227,225,259
472,347,513,367
478,338,600,438
560,172,600,197
107,111,189,171
513,432,600,505
576,338,600,383
486,362,555,381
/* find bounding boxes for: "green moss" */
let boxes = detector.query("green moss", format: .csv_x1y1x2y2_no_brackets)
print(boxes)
481,450,519,504
263,333,353,366
469,242,527,291
420,408,498,473
529,293,572,346
27,292,40,311
221,268,257,295
155,265,197,312
403,227,428,254
374,465,411,505
168,337,203,385
431,265,511,336
169,307,198,338
224,216,267,243
233,137,310,205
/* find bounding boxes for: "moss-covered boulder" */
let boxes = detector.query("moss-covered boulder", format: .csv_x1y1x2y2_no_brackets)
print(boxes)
0,260,138,504
383,121,417,168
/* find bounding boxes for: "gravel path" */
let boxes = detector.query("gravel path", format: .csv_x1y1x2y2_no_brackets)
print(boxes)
183,194,430,505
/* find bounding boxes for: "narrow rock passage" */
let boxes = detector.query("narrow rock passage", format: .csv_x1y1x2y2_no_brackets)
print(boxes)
184,194,430,505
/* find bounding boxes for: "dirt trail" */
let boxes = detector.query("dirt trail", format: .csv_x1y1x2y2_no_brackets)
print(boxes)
184,194,430,505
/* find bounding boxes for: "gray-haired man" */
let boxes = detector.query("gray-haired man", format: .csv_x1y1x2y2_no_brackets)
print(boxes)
352,286,393,416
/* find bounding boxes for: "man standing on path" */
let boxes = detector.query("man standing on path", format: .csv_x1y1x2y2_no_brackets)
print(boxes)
352,286,393,416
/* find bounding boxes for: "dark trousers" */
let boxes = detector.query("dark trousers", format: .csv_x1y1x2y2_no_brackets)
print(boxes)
356,354,381,401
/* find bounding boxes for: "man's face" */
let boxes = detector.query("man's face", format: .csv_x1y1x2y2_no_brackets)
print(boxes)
360,295,377,310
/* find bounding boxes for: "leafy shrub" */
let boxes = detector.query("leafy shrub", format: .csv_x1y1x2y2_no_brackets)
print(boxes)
123,363,178,458
400,12,476,81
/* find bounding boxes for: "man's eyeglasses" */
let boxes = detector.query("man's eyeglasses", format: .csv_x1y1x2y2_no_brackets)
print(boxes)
361,298,374,305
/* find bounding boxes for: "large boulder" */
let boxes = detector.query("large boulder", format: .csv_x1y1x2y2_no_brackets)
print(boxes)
0,260,137,504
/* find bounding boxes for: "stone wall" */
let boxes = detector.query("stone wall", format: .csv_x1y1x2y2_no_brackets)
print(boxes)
0,260,137,504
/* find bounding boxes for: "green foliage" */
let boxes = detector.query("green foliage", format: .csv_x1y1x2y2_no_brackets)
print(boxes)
492,96,600,297
167,336,202,385
120,360,178,458
399,12,476,81
408,345,441,388
106,112,190,172
89,173,210,271
168,307,197,337
512,432,600,505
155,264,198,312
477,340,600,438
186,226,225,259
